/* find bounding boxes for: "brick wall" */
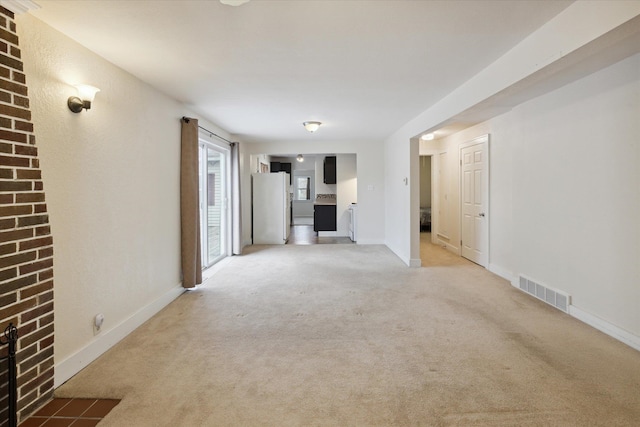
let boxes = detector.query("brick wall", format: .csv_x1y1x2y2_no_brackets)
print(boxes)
0,6,54,424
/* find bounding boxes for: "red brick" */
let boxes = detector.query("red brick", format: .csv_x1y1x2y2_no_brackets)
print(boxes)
0,297,36,321
0,193,12,204
19,257,52,275
14,120,32,132
38,311,53,328
0,64,8,78
33,181,42,191
15,144,37,156
0,51,22,71
0,217,15,229
19,236,52,251
0,128,27,143
16,168,40,180
16,193,44,203
0,273,36,295
33,203,46,213
17,214,48,227
0,141,10,153
19,281,52,299
21,301,53,323
31,158,38,168
0,103,30,119
13,94,29,108
34,225,49,236
38,247,53,259
0,88,11,102
0,204,31,216
38,268,53,281
0,167,12,177
0,227,32,241
12,71,25,84
0,154,29,167
0,180,31,191
0,116,11,128
0,27,16,45
0,249,36,268
0,241,15,255
0,266,16,281
9,45,19,59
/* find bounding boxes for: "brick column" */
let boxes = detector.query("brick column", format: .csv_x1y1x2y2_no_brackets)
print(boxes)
0,6,54,424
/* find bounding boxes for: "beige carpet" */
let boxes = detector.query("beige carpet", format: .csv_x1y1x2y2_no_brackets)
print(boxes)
55,239,640,426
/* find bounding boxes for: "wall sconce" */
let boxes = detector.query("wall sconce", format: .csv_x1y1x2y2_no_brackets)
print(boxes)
68,84,100,113
296,154,304,162
302,121,321,133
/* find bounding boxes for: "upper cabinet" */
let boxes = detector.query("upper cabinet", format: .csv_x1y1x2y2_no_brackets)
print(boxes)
323,156,336,184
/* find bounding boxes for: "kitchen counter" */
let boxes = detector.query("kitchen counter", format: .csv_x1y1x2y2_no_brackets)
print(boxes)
314,194,336,205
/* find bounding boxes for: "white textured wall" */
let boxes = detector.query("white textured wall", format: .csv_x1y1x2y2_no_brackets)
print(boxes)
17,14,231,384
434,53,639,338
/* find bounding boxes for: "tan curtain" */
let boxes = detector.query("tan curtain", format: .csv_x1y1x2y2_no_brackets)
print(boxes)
180,117,202,288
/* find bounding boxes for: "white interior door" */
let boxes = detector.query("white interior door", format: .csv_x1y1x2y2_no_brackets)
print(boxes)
460,136,488,266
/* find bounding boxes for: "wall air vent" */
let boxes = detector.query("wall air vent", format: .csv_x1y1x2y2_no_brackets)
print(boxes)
518,275,571,313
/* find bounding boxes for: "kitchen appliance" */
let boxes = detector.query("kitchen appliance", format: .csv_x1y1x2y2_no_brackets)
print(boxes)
348,203,357,242
252,172,291,244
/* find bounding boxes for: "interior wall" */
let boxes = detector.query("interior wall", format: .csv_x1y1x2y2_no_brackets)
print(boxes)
436,53,639,339
17,13,232,385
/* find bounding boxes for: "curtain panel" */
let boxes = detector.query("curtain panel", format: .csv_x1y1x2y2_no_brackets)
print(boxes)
180,117,202,288
230,142,243,255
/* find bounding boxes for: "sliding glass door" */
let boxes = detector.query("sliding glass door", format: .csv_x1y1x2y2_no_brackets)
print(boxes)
199,143,229,268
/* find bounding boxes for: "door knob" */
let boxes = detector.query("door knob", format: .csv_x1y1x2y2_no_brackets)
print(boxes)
479,213,485,217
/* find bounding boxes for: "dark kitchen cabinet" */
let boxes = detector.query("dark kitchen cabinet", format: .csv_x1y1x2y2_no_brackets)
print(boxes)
270,161,292,183
323,156,336,184
314,204,337,231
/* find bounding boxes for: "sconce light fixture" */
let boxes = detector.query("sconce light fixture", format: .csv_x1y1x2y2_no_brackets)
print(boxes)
420,133,435,141
68,84,100,113
296,154,304,162
303,121,321,133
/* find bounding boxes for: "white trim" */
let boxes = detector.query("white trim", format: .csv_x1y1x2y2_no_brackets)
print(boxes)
0,0,40,14
409,258,422,268
488,263,514,282
54,284,185,388
569,305,640,352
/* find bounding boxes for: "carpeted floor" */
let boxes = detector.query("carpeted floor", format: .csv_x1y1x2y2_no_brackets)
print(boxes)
54,239,640,426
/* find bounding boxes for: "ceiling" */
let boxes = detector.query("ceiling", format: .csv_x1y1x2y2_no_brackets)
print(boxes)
29,0,573,143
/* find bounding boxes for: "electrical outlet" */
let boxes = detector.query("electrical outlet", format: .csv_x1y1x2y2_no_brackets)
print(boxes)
94,313,105,333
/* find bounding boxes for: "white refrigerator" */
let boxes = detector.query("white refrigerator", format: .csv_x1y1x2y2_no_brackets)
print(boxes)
252,172,291,244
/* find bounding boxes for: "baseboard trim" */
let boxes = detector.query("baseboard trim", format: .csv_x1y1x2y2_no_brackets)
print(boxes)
54,284,185,388
569,305,640,352
409,258,422,268
488,263,513,282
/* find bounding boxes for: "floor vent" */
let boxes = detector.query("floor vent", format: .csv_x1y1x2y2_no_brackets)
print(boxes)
518,275,571,313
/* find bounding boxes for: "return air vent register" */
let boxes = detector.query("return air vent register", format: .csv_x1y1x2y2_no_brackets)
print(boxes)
518,275,571,313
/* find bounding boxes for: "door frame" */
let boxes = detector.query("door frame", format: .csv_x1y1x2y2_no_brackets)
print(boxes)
459,134,490,267
198,136,232,269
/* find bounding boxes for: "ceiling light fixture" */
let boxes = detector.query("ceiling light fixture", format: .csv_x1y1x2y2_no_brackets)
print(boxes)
296,154,304,162
68,84,100,113
420,133,435,141
303,121,321,133
219,0,250,6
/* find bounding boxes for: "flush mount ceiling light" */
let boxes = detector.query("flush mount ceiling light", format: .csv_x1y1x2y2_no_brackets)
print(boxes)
220,0,250,5
68,84,100,113
303,121,322,133
296,154,304,162
420,133,435,141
